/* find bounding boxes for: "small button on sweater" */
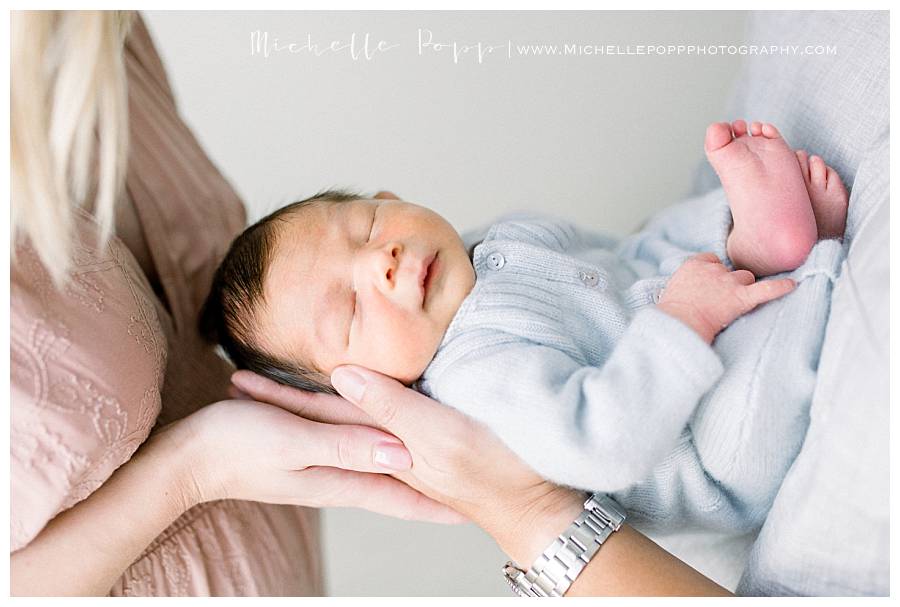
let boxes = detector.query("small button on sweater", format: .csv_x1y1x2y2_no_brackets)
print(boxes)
418,189,845,533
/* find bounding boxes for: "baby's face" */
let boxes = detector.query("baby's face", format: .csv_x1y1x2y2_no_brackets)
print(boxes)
258,198,475,384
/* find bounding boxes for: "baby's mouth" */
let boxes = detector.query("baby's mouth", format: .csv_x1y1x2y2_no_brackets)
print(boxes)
420,251,438,308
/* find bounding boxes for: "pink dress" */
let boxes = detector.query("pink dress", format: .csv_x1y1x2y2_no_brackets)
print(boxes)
10,15,323,596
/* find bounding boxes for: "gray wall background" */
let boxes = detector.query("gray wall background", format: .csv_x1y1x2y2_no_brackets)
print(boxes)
144,11,749,596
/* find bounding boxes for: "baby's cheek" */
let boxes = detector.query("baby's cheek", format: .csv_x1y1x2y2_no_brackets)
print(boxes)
363,307,436,382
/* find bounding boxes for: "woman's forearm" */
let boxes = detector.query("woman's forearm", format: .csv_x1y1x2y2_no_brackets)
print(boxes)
488,487,731,597
10,421,201,596
566,524,732,596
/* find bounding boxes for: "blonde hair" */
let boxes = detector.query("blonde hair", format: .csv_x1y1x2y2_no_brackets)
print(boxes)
11,10,134,286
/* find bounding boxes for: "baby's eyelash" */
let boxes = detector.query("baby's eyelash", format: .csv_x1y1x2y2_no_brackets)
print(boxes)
348,205,376,348
367,206,377,241
346,292,357,348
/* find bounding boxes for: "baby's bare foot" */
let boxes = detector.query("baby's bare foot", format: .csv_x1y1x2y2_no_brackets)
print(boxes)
705,119,818,276
794,150,849,240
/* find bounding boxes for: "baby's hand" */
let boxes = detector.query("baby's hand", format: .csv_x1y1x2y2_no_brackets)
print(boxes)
657,252,796,344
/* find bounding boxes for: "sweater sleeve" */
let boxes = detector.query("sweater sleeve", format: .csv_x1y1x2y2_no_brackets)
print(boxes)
422,305,724,492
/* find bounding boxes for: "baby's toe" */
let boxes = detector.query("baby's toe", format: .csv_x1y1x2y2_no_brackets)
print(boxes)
825,166,847,194
809,155,827,187
704,122,734,153
750,120,763,136
731,119,748,137
795,150,811,184
760,122,783,140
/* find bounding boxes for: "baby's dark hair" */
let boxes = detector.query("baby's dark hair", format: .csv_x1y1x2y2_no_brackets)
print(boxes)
199,188,363,395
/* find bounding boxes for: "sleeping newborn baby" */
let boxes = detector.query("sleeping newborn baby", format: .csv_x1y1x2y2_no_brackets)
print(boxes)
201,120,848,532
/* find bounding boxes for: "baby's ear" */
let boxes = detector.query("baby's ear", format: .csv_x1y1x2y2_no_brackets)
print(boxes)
373,190,400,200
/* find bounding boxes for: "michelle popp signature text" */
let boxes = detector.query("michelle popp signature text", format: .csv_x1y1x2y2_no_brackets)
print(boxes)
249,29,509,64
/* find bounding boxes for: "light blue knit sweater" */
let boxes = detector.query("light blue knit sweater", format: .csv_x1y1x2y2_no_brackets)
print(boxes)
418,189,845,533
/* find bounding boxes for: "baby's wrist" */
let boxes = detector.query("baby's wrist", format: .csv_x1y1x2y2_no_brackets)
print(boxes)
656,302,716,344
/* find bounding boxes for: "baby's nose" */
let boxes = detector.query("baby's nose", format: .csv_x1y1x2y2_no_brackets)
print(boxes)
374,242,402,289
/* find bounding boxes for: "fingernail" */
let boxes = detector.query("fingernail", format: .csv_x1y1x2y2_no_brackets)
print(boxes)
373,442,412,471
331,366,366,403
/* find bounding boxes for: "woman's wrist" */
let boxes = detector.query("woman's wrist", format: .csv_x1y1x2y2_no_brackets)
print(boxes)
145,416,210,512
11,416,206,596
483,483,584,567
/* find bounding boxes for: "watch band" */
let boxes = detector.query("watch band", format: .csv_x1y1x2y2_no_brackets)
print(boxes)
503,493,626,597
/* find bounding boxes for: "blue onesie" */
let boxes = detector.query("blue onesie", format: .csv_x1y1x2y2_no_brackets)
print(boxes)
417,188,845,533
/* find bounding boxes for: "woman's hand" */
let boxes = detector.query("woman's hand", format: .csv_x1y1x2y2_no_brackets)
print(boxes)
177,395,464,524
230,368,584,565
231,369,732,596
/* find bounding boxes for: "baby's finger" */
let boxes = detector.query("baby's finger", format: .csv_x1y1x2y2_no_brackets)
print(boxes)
690,252,721,264
730,269,756,285
744,278,796,307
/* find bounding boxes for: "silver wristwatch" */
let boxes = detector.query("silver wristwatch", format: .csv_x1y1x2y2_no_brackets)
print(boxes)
502,493,626,597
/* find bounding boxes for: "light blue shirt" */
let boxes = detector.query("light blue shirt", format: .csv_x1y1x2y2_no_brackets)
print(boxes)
418,190,845,533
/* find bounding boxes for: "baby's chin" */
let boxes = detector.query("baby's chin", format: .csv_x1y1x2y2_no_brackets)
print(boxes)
391,352,439,386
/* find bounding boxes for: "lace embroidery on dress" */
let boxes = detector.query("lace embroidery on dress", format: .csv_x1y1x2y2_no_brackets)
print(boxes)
10,211,166,551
